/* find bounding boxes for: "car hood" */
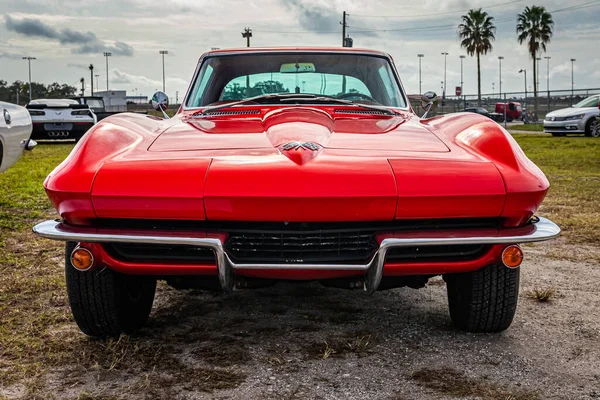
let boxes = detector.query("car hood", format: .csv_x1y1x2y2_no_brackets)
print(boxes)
149,107,449,153
546,107,598,118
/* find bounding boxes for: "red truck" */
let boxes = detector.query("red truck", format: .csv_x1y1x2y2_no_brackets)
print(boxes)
495,102,523,122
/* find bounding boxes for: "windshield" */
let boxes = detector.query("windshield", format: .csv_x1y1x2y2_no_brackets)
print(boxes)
573,96,600,108
86,99,104,109
185,52,406,108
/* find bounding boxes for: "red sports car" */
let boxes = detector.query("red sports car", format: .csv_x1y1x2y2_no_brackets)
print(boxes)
34,47,560,337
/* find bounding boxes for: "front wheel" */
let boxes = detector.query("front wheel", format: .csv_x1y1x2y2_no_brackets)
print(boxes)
65,242,156,337
445,262,519,333
585,118,599,137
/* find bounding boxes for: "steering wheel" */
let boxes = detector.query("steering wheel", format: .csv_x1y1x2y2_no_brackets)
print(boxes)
337,92,378,103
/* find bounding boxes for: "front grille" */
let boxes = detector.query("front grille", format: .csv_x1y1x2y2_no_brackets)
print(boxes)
225,231,378,264
386,244,489,263
98,218,502,266
105,243,215,264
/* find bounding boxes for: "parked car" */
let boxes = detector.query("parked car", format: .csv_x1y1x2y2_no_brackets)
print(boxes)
33,47,560,337
495,102,522,122
544,95,600,137
26,99,97,140
69,96,123,121
461,107,504,122
0,101,36,173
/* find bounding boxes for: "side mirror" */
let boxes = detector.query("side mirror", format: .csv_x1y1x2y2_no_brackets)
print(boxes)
151,91,169,119
420,91,439,119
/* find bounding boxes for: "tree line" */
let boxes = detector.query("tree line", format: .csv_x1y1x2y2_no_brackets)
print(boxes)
0,80,78,105
458,5,554,109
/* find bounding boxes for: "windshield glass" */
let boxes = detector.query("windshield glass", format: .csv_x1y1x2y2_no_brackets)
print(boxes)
185,53,406,108
86,99,104,109
573,96,599,108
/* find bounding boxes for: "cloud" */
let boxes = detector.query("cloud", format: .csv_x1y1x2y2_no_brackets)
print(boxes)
278,0,341,33
0,51,22,59
110,68,187,87
67,63,89,69
4,15,134,56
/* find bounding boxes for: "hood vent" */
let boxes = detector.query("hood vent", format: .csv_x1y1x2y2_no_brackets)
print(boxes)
196,109,261,117
334,109,390,116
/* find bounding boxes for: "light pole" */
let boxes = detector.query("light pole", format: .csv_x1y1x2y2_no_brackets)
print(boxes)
460,55,465,107
95,74,100,92
519,69,527,107
536,57,542,90
441,52,448,98
570,58,576,105
498,56,504,99
417,54,424,94
22,56,36,102
544,56,551,111
103,52,112,91
159,50,168,93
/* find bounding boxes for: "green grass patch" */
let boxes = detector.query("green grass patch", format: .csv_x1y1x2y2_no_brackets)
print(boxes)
509,123,544,132
512,134,600,244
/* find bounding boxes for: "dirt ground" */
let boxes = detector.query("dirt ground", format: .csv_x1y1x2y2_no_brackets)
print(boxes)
1,237,599,400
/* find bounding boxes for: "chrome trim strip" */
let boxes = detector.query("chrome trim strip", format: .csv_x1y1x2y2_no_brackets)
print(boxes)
33,217,560,293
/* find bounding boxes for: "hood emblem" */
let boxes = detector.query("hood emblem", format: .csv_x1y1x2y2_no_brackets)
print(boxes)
281,141,320,151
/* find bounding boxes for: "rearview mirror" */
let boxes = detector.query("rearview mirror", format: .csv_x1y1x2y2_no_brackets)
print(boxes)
280,63,316,73
151,91,169,119
421,91,439,119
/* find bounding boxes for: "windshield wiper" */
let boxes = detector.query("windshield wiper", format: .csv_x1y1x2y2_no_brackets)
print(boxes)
194,93,317,115
193,93,399,116
278,95,398,116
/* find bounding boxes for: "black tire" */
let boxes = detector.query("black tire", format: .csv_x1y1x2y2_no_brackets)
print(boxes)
445,262,519,333
584,118,599,137
65,242,156,337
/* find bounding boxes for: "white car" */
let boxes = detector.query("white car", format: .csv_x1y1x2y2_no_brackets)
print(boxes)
26,99,97,140
0,101,35,173
543,95,600,137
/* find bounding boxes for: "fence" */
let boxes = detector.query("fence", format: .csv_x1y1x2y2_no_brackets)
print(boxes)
409,88,600,117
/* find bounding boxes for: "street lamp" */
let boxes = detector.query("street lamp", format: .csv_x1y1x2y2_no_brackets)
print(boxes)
103,52,112,91
159,50,168,93
498,56,504,99
22,56,36,102
570,58,576,105
519,69,527,106
459,55,465,107
441,52,449,98
544,56,551,111
536,57,542,89
95,74,100,92
417,54,424,94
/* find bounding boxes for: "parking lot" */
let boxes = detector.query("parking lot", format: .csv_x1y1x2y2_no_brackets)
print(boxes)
0,134,599,399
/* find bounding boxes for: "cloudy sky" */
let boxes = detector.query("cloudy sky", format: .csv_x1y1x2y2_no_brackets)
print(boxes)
1,0,599,101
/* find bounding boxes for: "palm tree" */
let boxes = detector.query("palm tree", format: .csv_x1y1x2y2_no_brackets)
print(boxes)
458,9,496,106
88,64,94,96
517,6,553,112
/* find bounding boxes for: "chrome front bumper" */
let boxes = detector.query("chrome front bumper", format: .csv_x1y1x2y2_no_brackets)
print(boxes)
33,217,560,294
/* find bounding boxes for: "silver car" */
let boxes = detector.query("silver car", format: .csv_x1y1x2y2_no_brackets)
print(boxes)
543,95,600,137
0,101,36,173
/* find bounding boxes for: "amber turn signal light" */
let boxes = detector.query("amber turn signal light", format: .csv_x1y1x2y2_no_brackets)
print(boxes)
502,245,523,268
71,247,94,271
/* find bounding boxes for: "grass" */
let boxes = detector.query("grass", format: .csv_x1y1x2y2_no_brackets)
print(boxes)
508,123,544,132
512,134,600,244
525,287,558,302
